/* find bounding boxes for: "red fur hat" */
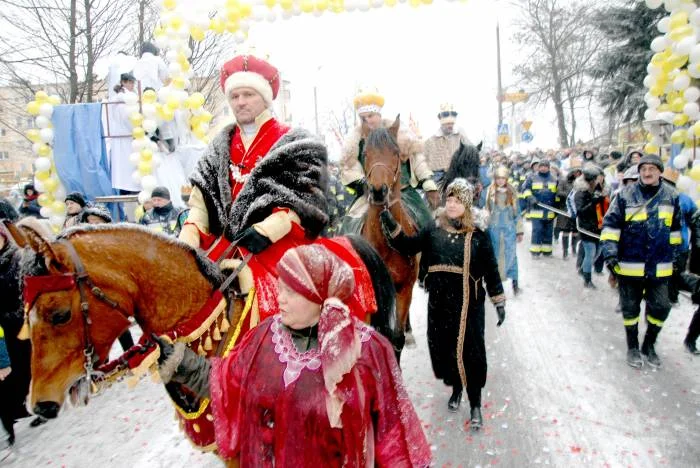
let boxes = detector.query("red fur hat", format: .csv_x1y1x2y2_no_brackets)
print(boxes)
220,55,280,107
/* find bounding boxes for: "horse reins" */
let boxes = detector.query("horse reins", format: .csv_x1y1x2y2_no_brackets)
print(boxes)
365,152,401,208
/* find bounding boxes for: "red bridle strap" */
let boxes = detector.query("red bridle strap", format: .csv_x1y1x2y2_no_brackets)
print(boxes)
23,274,76,311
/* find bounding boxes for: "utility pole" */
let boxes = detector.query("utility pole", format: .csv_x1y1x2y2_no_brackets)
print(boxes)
314,85,319,136
496,22,504,150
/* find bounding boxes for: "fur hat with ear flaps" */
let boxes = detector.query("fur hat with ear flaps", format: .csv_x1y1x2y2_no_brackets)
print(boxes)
445,178,475,208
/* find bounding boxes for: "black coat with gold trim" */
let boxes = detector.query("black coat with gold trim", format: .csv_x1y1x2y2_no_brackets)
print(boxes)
385,212,504,390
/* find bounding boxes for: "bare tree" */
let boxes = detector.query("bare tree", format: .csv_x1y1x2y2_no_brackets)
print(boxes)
511,0,603,148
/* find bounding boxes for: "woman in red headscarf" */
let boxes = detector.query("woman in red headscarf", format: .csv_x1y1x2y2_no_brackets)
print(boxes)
155,244,431,467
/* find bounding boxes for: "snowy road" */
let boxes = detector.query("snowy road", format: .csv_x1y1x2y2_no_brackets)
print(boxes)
5,231,700,467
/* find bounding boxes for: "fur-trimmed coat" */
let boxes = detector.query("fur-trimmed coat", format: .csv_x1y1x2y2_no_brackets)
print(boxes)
190,124,329,240
340,119,435,189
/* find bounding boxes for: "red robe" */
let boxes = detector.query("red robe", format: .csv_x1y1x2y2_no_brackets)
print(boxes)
210,316,431,467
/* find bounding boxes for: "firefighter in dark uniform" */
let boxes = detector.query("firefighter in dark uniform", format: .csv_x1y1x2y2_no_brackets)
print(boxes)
601,155,682,369
522,159,558,257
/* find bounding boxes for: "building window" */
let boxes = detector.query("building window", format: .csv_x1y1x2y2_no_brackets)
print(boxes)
0,151,9,161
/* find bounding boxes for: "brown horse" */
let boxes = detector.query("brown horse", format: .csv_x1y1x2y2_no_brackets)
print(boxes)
1,219,401,426
361,116,419,353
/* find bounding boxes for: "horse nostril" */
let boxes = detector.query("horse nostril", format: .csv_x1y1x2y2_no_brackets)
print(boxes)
34,401,60,419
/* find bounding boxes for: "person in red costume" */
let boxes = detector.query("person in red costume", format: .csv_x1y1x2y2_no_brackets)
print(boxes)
155,244,431,467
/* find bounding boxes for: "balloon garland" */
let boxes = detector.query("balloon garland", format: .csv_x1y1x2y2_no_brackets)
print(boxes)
25,91,68,232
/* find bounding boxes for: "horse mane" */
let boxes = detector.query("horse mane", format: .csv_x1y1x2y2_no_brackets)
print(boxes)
59,223,224,288
442,142,482,194
365,127,400,155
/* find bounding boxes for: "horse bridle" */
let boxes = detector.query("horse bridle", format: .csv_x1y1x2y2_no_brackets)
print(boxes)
364,152,401,208
24,239,132,389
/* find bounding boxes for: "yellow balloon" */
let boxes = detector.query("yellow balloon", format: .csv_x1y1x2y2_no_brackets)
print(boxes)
264,0,276,7
48,95,61,106
226,21,239,33
671,129,688,144
132,127,146,140
35,170,50,181
35,91,48,103
686,136,697,148
670,25,694,42
644,143,660,154
200,112,213,123
162,107,175,121
693,121,700,137
171,77,186,89
670,11,689,30
240,2,252,16
690,165,700,182
672,98,686,113
138,161,153,176
190,26,205,42
674,113,690,126
51,201,66,214
169,15,183,30
651,53,665,65
280,0,294,9
43,178,58,193
384,0,397,6
129,112,144,127
166,95,181,109
37,193,53,207
316,0,328,10
409,0,421,7
300,0,314,13
190,92,206,108
26,101,41,116
210,18,226,34
26,129,41,143
658,103,671,112
421,0,432,4
37,144,52,157
163,0,177,9
143,89,158,104
227,8,241,23
226,0,240,7
140,149,153,161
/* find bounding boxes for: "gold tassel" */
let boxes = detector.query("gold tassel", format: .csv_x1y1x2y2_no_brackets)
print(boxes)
220,317,230,333
212,326,222,341
197,342,206,356
17,306,30,341
204,334,213,351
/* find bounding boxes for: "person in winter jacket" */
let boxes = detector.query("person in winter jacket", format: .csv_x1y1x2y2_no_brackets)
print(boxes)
63,192,87,229
522,159,558,257
661,168,696,304
681,210,700,354
18,184,42,219
574,167,605,289
379,178,505,430
556,162,582,259
139,186,182,236
601,155,682,369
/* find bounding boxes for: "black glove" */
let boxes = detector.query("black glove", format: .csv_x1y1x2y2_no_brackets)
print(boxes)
347,178,366,197
234,227,272,254
380,209,400,239
496,305,506,327
152,334,175,366
606,258,619,277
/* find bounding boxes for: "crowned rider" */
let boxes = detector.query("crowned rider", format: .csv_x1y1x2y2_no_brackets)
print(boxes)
339,89,440,233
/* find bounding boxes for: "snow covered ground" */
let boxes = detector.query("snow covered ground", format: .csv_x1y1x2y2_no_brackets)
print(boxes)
4,233,700,467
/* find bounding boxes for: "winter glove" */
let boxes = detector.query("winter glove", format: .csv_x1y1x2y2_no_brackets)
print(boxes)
234,227,272,254
380,209,401,239
606,258,620,277
496,305,506,327
347,178,366,197
153,334,176,366
152,334,211,398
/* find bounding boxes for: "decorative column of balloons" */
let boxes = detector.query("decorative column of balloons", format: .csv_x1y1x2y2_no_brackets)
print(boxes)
25,91,68,232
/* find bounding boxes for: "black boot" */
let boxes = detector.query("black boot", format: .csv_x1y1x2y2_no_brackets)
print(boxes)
29,416,47,428
642,324,662,368
512,280,520,295
470,407,483,430
583,272,596,289
625,325,642,368
448,386,462,412
626,348,643,368
685,309,700,355
562,234,570,260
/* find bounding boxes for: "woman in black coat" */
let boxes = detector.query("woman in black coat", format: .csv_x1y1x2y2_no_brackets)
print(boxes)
380,178,506,430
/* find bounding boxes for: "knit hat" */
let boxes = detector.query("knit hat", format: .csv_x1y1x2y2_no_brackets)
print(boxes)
151,186,171,200
276,245,359,429
539,159,551,167
623,166,639,181
79,206,112,224
65,192,87,208
637,154,664,172
445,178,474,208
220,55,280,108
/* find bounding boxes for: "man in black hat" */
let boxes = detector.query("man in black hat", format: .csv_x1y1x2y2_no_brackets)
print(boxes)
139,186,181,236
63,192,87,229
601,154,682,368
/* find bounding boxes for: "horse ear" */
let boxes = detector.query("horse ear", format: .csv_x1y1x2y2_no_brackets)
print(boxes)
476,141,483,152
389,114,400,139
1,219,28,248
16,218,61,270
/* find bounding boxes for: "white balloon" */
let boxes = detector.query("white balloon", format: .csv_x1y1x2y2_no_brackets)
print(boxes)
684,102,700,118
142,103,157,119
40,207,52,218
138,190,151,205
692,8,700,26
124,92,138,106
664,0,681,13
34,157,52,172
645,0,663,8
690,44,700,63
659,111,676,123
33,178,45,192
168,62,182,75
674,74,692,90
678,175,693,193
645,109,659,121
685,86,700,102
39,103,54,119
358,0,370,11
49,215,65,228
682,2,696,15
643,75,655,88
53,185,66,201
647,96,661,109
39,127,54,144
252,6,266,20
132,170,143,183
647,64,662,77
651,36,668,52
152,153,163,169
141,175,158,192
32,142,43,154
158,87,172,104
690,64,700,79
129,152,141,164
675,36,697,56
166,49,178,62
35,116,50,129
143,119,158,133
658,17,670,33
674,154,690,169
131,138,147,151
